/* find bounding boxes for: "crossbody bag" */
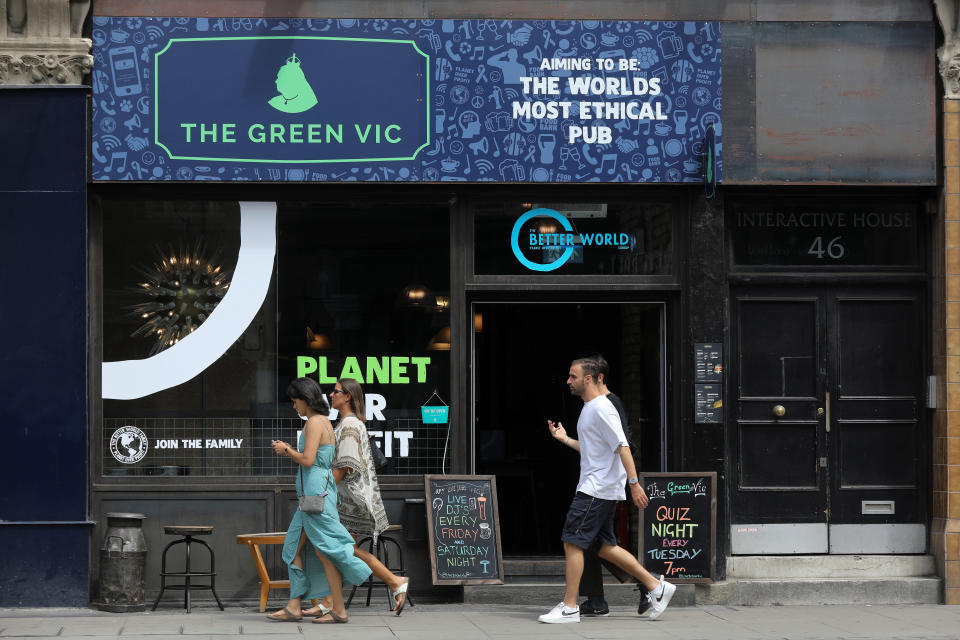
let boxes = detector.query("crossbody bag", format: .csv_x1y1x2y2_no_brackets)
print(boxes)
298,420,332,514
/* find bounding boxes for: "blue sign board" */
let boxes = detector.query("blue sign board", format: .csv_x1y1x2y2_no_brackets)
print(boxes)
156,37,428,164
92,17,722,183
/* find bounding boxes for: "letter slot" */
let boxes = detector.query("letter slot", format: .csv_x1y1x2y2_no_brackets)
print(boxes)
861,500,895,515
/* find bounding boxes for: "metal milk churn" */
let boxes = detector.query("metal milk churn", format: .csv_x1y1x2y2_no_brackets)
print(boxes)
98,512,148,612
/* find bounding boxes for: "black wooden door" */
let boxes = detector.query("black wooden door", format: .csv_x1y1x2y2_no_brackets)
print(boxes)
827,290,925,524
731,287,925,530
731,292,827,525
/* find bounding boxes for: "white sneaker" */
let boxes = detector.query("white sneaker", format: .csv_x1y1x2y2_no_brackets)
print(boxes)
538,601,580,623
646,578,676,620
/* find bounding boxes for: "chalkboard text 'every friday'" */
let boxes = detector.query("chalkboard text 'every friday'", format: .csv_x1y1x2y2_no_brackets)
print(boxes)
433,489,494,571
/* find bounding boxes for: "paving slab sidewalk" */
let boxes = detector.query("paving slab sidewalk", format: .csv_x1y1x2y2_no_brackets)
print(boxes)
1,604,960,640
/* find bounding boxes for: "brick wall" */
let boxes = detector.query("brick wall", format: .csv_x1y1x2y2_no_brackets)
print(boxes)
936,98,960,604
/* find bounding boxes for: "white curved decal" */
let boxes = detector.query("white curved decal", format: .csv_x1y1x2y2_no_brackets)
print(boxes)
102,202,277,400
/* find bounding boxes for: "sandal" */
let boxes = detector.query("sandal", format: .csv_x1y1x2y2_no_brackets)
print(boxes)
301,603,331,617
266,606,302,622
311,612,348,624
392,578,410,616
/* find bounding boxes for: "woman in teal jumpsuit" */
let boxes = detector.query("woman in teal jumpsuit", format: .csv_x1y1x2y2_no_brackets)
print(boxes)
267,378,372,624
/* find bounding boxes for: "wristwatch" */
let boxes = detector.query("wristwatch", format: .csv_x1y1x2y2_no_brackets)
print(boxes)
628,477,639,485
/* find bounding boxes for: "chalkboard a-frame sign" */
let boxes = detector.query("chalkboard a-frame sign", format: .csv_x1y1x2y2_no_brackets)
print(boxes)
639,472,717,583
424,474,504,585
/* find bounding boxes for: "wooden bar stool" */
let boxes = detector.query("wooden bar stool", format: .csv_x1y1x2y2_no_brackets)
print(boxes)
346,524,414,612
152,525,224,613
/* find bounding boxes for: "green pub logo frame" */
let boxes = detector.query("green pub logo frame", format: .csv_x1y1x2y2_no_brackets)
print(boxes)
154,36,432,164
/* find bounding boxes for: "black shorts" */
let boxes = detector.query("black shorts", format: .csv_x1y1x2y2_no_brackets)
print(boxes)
560,491,618,550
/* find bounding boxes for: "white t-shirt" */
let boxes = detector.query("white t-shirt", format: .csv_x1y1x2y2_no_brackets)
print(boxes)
575,395,630,500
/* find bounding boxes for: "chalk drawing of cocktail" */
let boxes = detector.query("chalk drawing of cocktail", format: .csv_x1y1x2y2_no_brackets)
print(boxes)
479,522,492,540
477,496,487,520
480,560,490,574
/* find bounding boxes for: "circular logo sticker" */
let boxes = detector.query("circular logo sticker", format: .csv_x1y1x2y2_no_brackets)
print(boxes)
511,208,574,272
110,426,149,464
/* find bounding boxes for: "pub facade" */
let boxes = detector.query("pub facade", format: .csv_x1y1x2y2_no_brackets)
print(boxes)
1,0,957,606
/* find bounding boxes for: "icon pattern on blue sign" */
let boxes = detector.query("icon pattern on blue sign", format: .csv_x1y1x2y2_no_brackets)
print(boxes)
92,17,721,183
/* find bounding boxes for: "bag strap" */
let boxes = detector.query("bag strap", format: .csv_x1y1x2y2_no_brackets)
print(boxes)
299,467,328,494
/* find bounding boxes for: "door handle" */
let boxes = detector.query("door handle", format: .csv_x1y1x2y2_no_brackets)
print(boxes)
773,404,786,417
825,391,831,433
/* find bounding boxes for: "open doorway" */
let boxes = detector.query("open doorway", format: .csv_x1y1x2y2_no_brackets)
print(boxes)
472,302,665,556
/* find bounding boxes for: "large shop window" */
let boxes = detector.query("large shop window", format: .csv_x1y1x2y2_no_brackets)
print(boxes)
101,199,450,478
474,199,676,275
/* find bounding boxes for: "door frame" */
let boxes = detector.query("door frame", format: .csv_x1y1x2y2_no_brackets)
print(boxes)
728,284,930,555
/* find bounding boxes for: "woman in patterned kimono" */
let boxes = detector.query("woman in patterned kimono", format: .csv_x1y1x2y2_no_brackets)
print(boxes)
302,377,411,617
267,378,372,624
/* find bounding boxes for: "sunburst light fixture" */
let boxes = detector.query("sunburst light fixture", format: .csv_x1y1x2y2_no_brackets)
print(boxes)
128,243,231,356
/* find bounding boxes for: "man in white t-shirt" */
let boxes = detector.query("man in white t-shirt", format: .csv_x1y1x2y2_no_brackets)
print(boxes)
539,358,675,624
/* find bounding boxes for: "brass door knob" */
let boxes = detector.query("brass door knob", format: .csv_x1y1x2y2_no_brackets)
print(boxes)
773,404,786,417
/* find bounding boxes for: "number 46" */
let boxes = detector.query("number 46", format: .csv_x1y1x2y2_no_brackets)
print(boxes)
808,236,845,259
